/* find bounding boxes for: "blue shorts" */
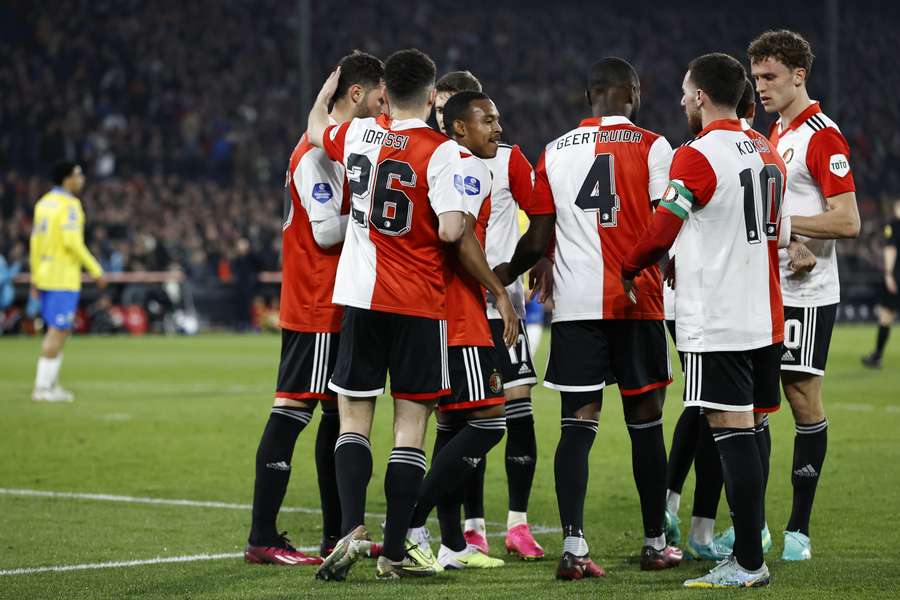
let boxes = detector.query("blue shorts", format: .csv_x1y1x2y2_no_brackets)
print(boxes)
39,290,79,330
524,299,543,326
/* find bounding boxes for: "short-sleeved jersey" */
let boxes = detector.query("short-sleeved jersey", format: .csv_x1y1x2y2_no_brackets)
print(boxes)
445,154,494,347
280,132,347,333
663,119,786,352
323,115,466,319
531,116,673,322
769,102,856,307
29,188,103,291
480,143,544,319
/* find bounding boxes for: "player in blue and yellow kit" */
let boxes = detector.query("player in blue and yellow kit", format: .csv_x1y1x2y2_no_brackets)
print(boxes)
29,161,106,402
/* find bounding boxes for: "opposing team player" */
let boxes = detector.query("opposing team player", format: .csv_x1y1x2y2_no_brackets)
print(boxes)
244,51,385,567
623,53,788,588
523,57,681,579
433,69,548,559
862,198,900,368
307,49,516,581
407,90,517,570
749,29,860,561
30,161,106,402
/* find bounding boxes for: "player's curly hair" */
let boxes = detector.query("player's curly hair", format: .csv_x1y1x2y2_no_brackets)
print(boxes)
436,71,482,94
747,29,814,74
329,50,384,112
383,48,436,109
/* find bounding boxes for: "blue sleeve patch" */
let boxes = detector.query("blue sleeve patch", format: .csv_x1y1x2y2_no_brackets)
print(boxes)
463,176,481,196
311,183,334,204
68,207,78,221
453,174,465,195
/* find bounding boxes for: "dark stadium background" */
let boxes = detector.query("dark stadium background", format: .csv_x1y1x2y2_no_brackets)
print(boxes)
1,0,897,332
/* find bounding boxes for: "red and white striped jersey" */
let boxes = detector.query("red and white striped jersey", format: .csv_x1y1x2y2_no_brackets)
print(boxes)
279,132,347,333
769,102,856,307
480,143,543,319
445,154,494,347
663,119,786,352
322,115,466,319
531,116,673,322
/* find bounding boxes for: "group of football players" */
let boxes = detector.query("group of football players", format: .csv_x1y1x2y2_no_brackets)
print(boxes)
243,28,859,589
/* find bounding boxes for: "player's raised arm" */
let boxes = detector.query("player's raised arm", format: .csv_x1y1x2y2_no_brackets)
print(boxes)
306,68,341,149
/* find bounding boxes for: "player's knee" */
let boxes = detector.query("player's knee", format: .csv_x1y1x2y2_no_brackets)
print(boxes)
504,386,531,403
470,403,505,419
879,309,896,327
623,389,664,423
561,391,602,421
704,408,753,430
273,397,317,410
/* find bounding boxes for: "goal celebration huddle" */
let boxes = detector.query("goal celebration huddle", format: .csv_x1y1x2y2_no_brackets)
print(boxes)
243,28,859,589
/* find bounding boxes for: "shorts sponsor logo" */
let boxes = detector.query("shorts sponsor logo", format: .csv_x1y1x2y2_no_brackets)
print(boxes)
311,182,333,203
518,363,532,375
829,154,850,177
489,370,503,393
781,349,795,361
782,147,794,164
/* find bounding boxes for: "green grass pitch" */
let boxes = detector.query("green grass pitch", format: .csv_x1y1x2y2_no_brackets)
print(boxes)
1,325,899,599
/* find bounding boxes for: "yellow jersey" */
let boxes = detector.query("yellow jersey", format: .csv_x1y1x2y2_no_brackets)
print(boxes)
29,187,103,291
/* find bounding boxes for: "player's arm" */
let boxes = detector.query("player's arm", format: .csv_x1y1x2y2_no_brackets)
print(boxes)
429,141,468,243
302,157,349,249
885,231,898,294
306,68,341,149
61,202,104,281
29,216,40,295
787,127,860,239
454,214,518,347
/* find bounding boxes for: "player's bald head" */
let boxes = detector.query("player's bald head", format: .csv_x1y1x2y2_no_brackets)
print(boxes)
587,57,638,98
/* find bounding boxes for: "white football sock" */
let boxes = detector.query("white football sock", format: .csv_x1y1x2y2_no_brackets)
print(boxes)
691,517,715,546
666,490,681,515
507,511,527,530
562,536,589,556
407,526,429,546
645,534,666,551
35,356,61,390
464,518,486,534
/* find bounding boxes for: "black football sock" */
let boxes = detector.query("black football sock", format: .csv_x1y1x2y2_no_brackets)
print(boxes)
555,416,598,543
787,419,828,536
505,399,537,513
315,403,342,541
463,456,487,521
437,481,468,552
409,421,463,528
667,406,701,495
383,447,427,561
875,325,890,359
627,414,667,542
712,426,764,571
334,432,373,536
692,417,724,520
411,418,506,530
755,416,771,527
249,406,314,545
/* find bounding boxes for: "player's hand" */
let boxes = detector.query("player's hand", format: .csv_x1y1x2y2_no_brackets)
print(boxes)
96,274,109,289
493,263,514,287
495,290,519,348
887,274,898,295
528,257,554,304
316,67,341,109
29,285,38,299
787,241,816,274
622,277,639,304
663,258,676,290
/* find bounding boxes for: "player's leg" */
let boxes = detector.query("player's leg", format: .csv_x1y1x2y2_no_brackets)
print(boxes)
683,352,768,589
663,319,693,544
316,308,387,581
33,290,78,401
315,399,342,556
687,416,728,561
780,304,836,560
614,319,681,570
545,320,608,579
862,300,895,368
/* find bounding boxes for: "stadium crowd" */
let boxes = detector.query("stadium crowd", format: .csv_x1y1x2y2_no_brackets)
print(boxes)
0,0,895,289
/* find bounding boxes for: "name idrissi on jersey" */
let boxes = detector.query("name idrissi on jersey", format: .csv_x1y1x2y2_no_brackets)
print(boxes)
362,128,409,149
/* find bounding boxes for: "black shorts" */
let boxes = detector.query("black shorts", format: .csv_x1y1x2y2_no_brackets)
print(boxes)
879,283,900,312
683,344,782,413
329,307,449,401
781,304,838,376
275,329,339,402
489,318,537,390
438,345,505,413
544,319,672,396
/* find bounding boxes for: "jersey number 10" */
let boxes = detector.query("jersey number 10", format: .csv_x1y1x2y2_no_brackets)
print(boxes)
739,165,784,244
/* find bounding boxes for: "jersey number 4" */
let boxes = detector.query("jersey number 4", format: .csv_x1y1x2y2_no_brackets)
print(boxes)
576,153,620,228
739,165,784,244
348,153,416,236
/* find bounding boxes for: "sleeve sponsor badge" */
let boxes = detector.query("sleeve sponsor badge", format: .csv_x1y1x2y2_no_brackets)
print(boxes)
311,183,333,203
463,176,481,196
828,154,850,177
453,174,465,195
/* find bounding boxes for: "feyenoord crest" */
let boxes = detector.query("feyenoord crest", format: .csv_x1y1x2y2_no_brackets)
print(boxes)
782,147,794,164
662,185,678,202
489,370,503,394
